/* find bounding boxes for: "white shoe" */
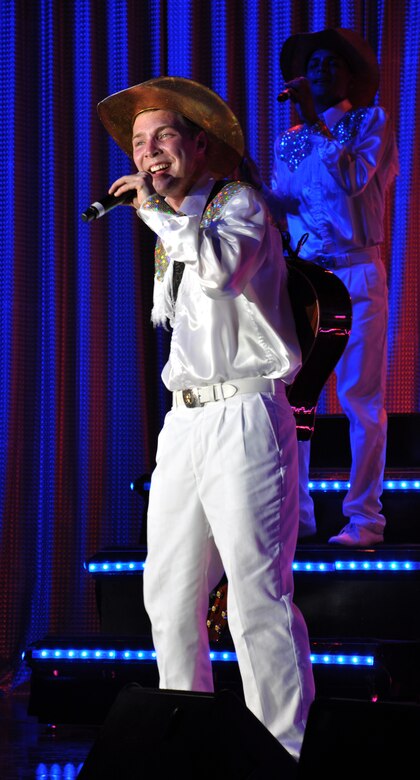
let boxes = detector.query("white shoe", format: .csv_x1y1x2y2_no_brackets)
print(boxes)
328,522,384,548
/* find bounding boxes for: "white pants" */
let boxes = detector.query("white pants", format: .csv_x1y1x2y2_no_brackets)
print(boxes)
299,255,388,534
143,385,315,760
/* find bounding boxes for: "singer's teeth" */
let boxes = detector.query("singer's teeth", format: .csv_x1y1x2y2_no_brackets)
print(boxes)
150,163,170,173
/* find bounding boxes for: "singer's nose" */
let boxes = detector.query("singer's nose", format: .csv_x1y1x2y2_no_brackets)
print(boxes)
143,138,160,157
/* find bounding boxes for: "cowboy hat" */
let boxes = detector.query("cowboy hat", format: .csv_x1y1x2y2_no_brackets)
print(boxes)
280,28,380,107
97,76,244,176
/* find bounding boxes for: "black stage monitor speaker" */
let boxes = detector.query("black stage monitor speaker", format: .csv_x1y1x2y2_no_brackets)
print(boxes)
77,684,298,779
297,697,420,777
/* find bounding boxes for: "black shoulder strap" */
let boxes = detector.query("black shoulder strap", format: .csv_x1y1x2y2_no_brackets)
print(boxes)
172,179,230,302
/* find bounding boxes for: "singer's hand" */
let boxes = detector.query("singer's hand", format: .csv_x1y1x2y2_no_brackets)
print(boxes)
282,77,318,125
109,172,155,209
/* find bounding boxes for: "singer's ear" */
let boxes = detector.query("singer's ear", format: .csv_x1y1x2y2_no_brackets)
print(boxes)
196,130,208,154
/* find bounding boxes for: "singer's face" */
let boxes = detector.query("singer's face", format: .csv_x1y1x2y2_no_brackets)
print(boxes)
306,48,353,108
132,109,208,209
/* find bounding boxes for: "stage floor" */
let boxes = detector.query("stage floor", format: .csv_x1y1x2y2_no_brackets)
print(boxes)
0,684,97,780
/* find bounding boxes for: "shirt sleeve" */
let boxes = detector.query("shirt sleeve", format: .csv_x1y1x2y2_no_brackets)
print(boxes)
312,106,398,196
139,185,273,300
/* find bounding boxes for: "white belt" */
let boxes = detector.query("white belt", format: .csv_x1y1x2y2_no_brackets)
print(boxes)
313,245,381,270
172,377,280,408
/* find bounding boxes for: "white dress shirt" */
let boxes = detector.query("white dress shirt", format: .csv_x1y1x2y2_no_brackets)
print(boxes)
139,175,301,391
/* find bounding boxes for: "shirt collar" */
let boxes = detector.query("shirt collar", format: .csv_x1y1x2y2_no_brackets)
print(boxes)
166,173,215,216
322,99,352,129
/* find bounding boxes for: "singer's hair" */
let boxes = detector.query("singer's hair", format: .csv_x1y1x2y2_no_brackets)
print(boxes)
178,114,203,138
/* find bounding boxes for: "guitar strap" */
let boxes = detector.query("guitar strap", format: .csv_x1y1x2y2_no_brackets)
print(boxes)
281,229,309,261
172,179,230,303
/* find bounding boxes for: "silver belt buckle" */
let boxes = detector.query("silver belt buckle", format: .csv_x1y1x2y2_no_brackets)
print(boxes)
182,388,201,408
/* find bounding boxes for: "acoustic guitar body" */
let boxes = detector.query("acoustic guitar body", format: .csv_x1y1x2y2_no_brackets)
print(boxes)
285,256,352,440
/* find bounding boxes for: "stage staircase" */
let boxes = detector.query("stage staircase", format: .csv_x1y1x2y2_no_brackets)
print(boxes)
25,414,420,726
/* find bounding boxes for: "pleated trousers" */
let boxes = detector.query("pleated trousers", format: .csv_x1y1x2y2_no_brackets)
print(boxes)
143,384,315,760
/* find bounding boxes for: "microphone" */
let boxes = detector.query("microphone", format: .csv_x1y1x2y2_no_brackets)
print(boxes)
277,88,292,103
81,189,136,222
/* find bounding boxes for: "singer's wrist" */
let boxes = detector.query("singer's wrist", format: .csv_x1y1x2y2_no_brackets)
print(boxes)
140,194,176,215
308,118,333,139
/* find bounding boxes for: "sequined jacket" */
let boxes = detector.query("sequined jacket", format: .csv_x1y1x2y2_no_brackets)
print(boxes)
263,99,399,262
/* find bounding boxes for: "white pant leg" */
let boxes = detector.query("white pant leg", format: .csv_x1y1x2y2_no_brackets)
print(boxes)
334,258,388,531
143,408,224,692
297,440,316,537
197,389,314,759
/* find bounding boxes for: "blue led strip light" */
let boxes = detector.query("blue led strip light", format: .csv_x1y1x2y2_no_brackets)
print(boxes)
34,0,57,634
268,1,291,148
374,0,385,81
149,0,162,76
88,557,420,574
293,560,420,572
88,560,146,573
243,1,259,163
0,0,15,535
310,653,374,667
33,648,157,661
308,479,420,492
388,2,420,366
29,647,374,667
167,0,192,76
74,0,92,572
133,477,420,494
36,763,83,778
210,0,227,100
339,0,356,30
106,2,139,542
309,0,327,35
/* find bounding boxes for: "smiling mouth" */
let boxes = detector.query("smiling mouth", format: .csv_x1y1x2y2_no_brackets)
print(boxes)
149,163,171,174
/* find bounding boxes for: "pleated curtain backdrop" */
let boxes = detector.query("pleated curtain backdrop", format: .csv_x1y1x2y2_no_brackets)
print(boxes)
0,0,419,689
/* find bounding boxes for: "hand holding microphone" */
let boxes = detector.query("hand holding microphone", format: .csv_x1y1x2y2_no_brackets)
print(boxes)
277,88,293,103
81,172,154,222
276,77,318,125
81,190,136,222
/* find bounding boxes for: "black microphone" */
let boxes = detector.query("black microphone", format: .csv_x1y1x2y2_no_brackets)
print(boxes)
81,189,136,222
277,88,292,103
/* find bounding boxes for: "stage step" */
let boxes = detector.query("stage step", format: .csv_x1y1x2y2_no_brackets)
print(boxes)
305,412,420,541
130,414,420,544
85,544,420,639
22,543,418,723
25,634,419,725
310,413,420,469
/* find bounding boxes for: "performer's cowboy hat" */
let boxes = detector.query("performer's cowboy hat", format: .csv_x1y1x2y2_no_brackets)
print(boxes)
97,76,244,176
280,28,380,107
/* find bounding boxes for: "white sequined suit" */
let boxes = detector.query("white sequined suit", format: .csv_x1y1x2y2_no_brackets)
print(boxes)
264,99,399,539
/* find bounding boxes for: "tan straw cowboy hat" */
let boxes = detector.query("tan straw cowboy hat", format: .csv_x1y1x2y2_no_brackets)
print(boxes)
97,76,244,176
280,28,380,107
